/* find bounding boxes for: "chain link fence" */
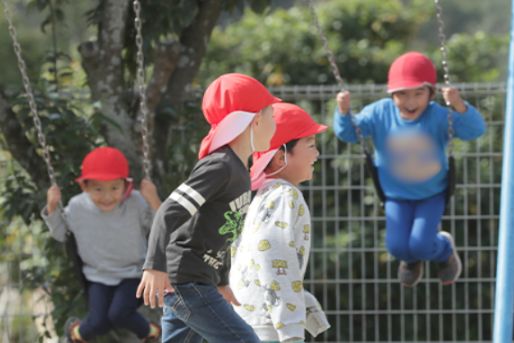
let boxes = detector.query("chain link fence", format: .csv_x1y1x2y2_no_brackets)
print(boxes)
0,82,506,342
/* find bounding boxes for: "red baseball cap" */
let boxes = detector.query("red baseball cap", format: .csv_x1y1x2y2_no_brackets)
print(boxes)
198,73,281,159
387,51,437,93
76,146,130,181
250,103,327,190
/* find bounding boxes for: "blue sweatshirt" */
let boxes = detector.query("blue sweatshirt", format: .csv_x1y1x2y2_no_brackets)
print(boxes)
333,98,486,200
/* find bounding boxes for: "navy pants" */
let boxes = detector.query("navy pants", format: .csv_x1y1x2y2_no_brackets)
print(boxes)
161,283,260,343
79,278,150,340
385,192,452,263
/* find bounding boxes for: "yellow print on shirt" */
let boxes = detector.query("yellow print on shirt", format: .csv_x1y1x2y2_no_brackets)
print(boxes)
258,240,271,251
291,280,303,292
272,259,288,275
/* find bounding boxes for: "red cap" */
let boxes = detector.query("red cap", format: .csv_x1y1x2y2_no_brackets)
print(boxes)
76,147,129,181
198,73,281,159
387,51,437,93
250,103,327,190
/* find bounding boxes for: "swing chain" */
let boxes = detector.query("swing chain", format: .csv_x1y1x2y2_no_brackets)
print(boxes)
133,0,152,180
305,0,369,154
305,0,344,89
434,0,454,151
2,0,57,185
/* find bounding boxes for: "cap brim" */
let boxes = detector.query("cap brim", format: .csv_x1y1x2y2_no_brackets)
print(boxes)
250,149,279,190
387,82,435,94
75,174,129,182
209,111,256,154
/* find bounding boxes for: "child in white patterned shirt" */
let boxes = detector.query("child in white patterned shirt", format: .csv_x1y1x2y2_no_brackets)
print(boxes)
230,103,329,343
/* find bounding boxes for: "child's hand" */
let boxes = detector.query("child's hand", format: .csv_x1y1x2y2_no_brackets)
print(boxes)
441,87,467,113
46,185,61,214
217,285,241,306
136,269,174,308
336,90,351,115
140,179,161,210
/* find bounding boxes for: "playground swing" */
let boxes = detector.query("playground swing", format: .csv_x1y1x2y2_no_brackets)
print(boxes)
306,0,457,208
1,0,152,292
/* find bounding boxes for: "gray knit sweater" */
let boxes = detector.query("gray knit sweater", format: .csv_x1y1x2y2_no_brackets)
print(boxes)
42,191,153,285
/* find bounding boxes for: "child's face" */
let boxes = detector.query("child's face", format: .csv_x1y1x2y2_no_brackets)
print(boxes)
392,86,432,120
276,135,320,185
252,105,276,152
80,179,126,212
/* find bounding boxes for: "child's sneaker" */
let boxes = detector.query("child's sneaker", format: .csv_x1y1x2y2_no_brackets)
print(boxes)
398,261,423,287
142,322,161,342
438,231,462,285
64,317,87,343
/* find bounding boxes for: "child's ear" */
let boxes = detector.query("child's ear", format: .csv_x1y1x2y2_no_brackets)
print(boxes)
78,180,87,192
274,149,286,166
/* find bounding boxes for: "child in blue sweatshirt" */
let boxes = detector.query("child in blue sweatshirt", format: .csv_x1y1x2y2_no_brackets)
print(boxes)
333,51,486,287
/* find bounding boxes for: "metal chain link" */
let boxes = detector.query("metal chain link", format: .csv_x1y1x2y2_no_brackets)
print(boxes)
133,0,152,179
305,0,368,153
434,0,454,154
2,0,58,185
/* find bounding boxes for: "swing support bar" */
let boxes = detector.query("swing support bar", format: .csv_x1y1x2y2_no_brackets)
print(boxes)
493,0,514,341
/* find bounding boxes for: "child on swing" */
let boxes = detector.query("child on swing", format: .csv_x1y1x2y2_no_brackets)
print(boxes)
136,73,281,343
333,51,486,287
230,102,330,343
42,146,162,342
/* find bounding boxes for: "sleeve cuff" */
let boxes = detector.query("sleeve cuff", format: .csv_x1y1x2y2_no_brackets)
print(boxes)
277,323,305,342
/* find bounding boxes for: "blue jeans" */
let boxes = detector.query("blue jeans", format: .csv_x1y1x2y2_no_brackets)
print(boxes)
162,282,260,343
385,192,452,263
79,278,150,340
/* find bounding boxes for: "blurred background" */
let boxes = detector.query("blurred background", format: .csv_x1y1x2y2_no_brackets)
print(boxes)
0,0,509,341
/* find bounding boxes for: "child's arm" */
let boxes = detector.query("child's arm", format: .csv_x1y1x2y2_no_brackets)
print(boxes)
253,189,307,342
40,185,68,242
139,179,161,211
442,87,487,140
333,90,375,143
138,159,230,307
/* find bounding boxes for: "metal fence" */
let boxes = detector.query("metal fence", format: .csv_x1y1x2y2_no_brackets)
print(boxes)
0,82,506,342
278,82,505,342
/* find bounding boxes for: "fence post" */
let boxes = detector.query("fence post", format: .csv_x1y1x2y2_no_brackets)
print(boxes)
493,1,514,341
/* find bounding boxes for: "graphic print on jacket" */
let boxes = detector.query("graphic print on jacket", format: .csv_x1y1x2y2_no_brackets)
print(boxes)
143,147,251,286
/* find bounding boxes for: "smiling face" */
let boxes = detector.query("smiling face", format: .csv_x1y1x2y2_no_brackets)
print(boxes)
80,179,126,212
268,135,320,185
392,86,433,120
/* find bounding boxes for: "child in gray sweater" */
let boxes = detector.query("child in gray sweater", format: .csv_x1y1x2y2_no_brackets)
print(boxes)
42,146,162,342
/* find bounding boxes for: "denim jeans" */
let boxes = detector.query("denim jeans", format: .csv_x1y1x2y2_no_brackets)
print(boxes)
385,192,452,263
162,282,260,343
79,279,149,340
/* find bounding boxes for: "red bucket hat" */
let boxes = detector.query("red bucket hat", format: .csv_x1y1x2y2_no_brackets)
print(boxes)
198,73,281,159
76,146,130,181
250,103,327,190
387,51,437,93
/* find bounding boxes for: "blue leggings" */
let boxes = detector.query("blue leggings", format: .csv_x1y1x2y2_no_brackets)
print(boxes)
79,278,150,340
385,192,452,263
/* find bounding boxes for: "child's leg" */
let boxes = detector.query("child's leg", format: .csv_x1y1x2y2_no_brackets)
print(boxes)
169,283,260,343
79,282,114,340
409,192,452,262
385,199,416,262
107,278,151,338
162,292,203,343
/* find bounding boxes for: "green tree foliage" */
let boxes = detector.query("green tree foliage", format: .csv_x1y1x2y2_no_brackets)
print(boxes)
200,0,433,85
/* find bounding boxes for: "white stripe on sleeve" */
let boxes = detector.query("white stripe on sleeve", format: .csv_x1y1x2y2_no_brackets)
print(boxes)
178,183,206,207
169,191,198,216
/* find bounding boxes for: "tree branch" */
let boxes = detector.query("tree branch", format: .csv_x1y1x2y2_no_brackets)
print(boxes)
154,0,223,177
146,41,181,114
78,0,139,167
